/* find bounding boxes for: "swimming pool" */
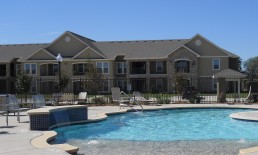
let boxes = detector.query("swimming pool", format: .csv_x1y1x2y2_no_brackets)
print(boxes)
52,108,258,154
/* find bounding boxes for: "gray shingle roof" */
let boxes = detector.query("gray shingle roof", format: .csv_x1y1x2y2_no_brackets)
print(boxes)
0,43,49,62
213,69,246,78
0,31,239,62
93,39,189,59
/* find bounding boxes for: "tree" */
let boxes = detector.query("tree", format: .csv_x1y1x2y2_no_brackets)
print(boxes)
243,56,258,81
173,73,188,95
84,63,104,95
15,71,32,102
54,73,70,92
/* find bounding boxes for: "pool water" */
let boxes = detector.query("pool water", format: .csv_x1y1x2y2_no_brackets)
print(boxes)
53,108,258,154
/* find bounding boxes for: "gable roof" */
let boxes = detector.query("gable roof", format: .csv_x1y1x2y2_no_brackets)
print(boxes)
67,31,107,58
187,34,239,58
0,31,239,62
213,69,246,78
0,43,49,62
92,39,189,60
167,45,200,57
25,48,56,60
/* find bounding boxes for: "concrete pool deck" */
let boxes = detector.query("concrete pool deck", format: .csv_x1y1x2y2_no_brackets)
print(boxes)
1,104,258,155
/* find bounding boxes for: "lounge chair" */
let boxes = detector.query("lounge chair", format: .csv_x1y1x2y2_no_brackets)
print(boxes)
60,93,75,105
111,87,129,108
244,86,252,104
74,92,87,104
133,91,157,105
32,94,46,108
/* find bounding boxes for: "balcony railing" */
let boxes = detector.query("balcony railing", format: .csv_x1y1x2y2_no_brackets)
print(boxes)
131,68,146,74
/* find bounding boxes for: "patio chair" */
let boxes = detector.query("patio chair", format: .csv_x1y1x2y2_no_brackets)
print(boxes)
32,94,46,108
243,86,252,104
133,91,157,105
2,94,30,124
74,92,87,104
111,87,129,108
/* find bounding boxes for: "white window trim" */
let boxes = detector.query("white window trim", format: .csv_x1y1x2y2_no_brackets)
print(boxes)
24,63,37,75
116,62,127,74
212,58,220,70
96,62,109,74
156,61,163,72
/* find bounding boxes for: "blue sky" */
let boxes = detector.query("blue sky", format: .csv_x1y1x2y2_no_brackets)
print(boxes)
0,0,257,61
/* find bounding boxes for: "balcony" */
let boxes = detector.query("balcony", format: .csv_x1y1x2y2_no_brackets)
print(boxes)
130,62,146,74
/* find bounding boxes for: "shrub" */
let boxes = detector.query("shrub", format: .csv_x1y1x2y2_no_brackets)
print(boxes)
157,98,171,104
91,97,106,105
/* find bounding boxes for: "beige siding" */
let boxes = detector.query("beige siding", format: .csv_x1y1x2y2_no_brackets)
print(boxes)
47,33,87,57
186,36,228,56
198,57,229,76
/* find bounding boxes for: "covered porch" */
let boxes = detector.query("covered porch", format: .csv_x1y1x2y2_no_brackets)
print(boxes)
213,69,247,102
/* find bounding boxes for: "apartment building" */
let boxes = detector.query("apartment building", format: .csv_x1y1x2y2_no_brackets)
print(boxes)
0,31,240,94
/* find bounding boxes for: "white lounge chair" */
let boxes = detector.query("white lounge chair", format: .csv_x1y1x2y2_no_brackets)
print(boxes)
133,91,157,105
111,87,129,108
60,93,75,105
244,86,252,104
74,92,87,104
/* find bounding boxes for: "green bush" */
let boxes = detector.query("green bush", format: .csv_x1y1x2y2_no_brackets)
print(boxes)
91,97,106,105
157,98,171,104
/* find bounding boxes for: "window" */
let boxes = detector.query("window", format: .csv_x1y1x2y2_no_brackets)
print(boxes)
73,63,89,75
156,79,163,90
0,64,6,76
212,78,217,90
117,80,127,90
117,62,127,74
16,64,21,76
212,58,220,70
156,61,163,72
30,79,37,92
175,60,190,73
96,62,109,74
24,63,37,75
40,64,58,76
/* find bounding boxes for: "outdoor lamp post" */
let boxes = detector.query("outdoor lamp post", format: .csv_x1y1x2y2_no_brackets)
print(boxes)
56,53,63,92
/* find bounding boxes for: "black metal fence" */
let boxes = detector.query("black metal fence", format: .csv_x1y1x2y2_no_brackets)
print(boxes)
2,77,258,104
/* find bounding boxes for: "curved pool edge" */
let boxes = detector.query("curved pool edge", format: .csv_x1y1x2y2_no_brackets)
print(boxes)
30,104,258,155
31,131,79,154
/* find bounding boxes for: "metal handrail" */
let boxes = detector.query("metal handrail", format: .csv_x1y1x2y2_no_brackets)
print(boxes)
120,91,143,111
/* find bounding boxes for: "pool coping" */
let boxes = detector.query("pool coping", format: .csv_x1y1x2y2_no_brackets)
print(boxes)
30,104,258,155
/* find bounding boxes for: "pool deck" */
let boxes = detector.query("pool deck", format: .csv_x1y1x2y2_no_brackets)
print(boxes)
1,104,258,155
